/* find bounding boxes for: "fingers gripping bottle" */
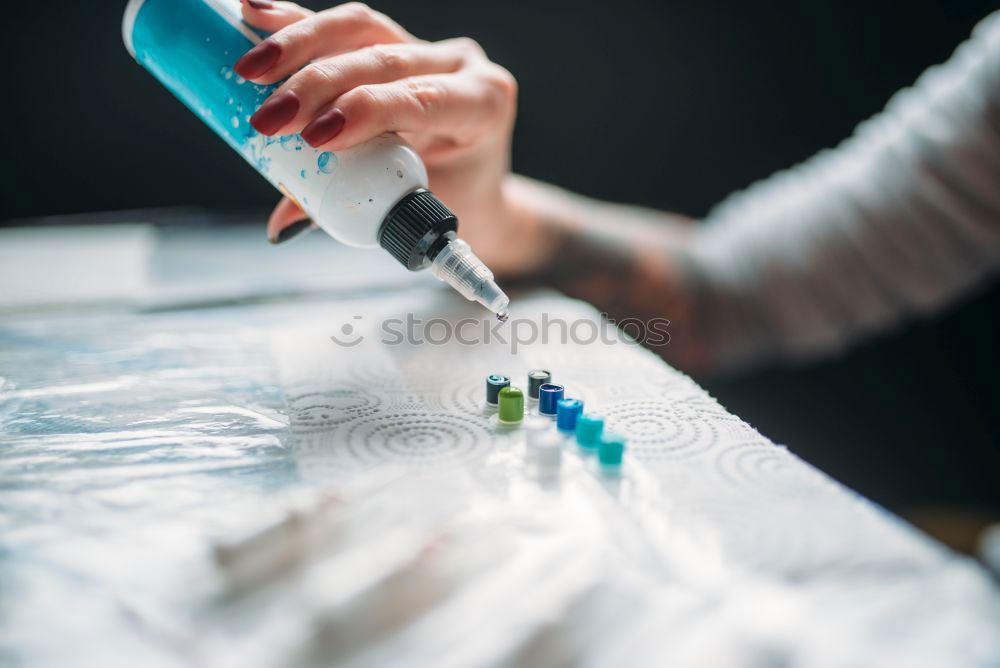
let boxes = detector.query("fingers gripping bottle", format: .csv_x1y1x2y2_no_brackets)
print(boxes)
123,0,510,319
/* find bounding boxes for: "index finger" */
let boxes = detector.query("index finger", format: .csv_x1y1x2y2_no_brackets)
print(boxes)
235,3,414,84
240,0,313,33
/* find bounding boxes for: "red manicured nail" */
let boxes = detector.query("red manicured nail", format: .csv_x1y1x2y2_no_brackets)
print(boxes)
301,109,347,147
250,91,300,135
246,0,274,8
234,40,281,79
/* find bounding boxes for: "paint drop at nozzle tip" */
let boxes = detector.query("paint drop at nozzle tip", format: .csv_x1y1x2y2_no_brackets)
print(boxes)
497,309,509,323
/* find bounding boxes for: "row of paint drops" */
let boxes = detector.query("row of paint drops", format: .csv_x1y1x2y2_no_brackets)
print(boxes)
487,372,627,477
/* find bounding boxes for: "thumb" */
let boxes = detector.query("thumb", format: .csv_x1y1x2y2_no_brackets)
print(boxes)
266,196,311,243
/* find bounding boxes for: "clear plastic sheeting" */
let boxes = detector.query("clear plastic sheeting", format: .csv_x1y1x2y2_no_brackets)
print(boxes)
1,223,999,667
0,304,298,667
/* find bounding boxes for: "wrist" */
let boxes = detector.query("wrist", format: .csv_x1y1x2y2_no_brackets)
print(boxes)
496,174,570,278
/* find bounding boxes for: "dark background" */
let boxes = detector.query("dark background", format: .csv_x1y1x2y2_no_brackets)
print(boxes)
3,1,998,513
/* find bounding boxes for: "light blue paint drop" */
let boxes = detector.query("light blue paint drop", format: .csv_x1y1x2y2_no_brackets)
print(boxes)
300,169,306,179
317,152,338,174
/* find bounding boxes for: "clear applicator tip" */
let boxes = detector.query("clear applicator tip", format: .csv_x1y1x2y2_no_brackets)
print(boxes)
430,236,510,320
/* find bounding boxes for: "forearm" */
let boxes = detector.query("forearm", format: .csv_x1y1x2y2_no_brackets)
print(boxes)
501,175,711,371
504,12,1000,375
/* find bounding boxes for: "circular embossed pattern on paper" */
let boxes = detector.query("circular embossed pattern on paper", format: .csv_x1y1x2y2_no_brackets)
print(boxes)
286,388,383,433
334,411,494,468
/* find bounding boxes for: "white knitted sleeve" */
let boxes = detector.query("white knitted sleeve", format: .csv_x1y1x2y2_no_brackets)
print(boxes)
685,11,1000,372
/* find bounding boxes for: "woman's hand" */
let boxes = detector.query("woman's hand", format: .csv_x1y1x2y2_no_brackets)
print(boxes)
236,1,704,369
236,0,545,273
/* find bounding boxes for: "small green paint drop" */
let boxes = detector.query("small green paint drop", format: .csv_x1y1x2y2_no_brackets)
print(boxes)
498,386,524,424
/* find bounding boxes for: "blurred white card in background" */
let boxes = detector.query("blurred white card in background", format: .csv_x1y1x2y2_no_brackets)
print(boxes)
0,222,428,313
0,224,153,310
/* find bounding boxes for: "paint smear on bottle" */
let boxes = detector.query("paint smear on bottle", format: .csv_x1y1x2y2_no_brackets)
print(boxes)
317,152,338,174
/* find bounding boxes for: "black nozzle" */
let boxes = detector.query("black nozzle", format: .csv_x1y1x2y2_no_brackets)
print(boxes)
378,189,458,271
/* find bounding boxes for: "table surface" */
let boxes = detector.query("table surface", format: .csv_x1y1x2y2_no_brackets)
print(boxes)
1,222,998,668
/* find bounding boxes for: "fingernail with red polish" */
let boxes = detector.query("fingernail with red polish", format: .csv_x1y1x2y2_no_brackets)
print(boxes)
234,40,281,79
246,0,274,8
301,109,347,147
250,91,300,135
